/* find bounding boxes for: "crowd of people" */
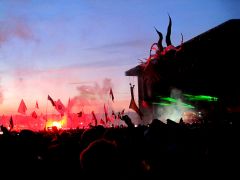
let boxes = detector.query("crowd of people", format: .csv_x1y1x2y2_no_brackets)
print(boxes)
0,114,239,179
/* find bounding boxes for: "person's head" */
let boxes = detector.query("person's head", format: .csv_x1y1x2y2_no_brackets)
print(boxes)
80,139,119,177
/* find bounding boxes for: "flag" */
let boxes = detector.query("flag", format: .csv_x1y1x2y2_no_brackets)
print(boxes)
104,104,109,122
129,84,143,119
109,88,114,102
9,116,14,130
111,110,115,116
117,112,121,119
129,99,143,119
47,95,55,107
77,111,83,117
91,111,98,126
67,97,71,114
67,98,73,121
118,109,125,119
54,99,66,116
31,111,38,119
100,119,105,125
18,99,27,114
35,101,39,109
112,110,116,119
68,97,70,106
121,109,125,115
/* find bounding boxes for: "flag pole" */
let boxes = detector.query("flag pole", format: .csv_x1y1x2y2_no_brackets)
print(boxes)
45,98,48,131
67,97,70,129
107,97,110,127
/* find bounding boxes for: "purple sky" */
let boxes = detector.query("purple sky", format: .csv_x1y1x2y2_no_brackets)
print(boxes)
0,0,240,114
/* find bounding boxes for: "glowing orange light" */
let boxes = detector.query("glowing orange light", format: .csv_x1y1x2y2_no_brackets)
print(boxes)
46,115,67,129
52,121,62,128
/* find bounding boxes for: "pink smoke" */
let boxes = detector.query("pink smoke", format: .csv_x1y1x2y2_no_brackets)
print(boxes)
70,78,113,113
0,90,3,104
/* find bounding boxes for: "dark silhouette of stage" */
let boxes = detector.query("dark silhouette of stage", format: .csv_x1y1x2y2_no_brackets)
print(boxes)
126,19,240,123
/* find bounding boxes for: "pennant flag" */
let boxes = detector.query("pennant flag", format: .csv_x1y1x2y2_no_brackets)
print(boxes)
109,88,114,102
77,111,83,117
31,111,38,119
112,110,117,119
129,84,143,119
67,97,71,114
54,99,66,117
100,118,105,125
35,101,39,109
129,99,143,119
67,98,73,121
112,110,115,116
9,116,14,130
18,99,27,114
104,104,109,122
91,111,98,126
117,112,121,119
117,109,125,119
68,97,70,106
121,109,125,115
47,95,55,107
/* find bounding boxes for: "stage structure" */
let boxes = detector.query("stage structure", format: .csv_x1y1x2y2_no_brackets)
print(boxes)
125,18,240,124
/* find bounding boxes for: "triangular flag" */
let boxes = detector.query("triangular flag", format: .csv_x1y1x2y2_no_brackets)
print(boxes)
77,111,83,117
67,97,71,113
117,109,125,119
100,118,105,125
121,109,125,115
9,116,14,130
18,99,27,114
117,112,121,119
109,88,114,102
35,101,39,109
91,111,98,126
47,95,55,107
31,111,38,119
129,84,143,119
129,99,143,119
112,110,117,119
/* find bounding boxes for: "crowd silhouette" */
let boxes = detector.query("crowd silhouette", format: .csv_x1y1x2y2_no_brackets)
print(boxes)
0,113,239,179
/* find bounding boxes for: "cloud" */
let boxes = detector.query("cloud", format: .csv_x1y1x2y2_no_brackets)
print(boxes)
11,62,129,78
84,39,145,52
0,17,34,44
